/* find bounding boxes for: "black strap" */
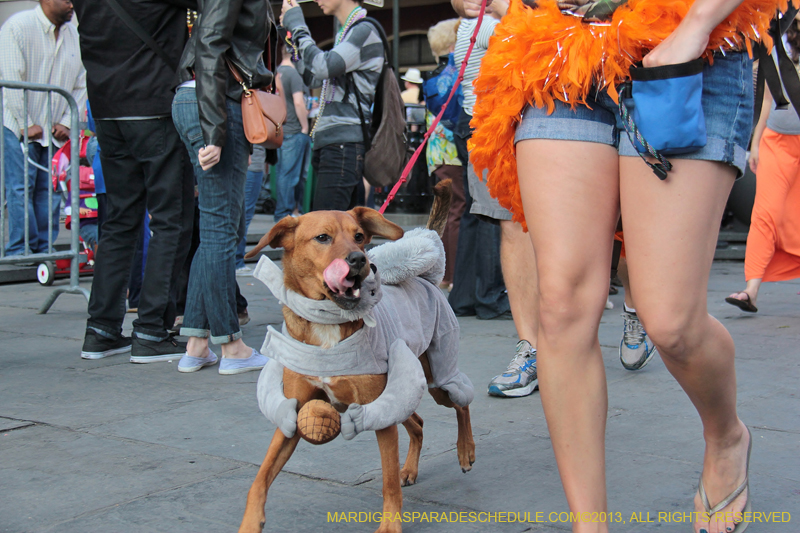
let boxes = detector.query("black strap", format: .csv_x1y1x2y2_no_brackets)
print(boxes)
773,30,800,116
753,6,800,125
104,0,178,72
351,17,392,63
346,73,371,150
346,17,392,151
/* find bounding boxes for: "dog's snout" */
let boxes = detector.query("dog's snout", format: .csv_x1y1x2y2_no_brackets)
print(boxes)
345,251,367,273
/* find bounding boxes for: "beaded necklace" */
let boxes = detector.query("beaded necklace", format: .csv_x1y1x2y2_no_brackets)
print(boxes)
310,6,367,139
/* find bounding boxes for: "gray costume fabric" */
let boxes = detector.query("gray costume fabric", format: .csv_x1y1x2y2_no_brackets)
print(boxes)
254,228,474,439
253,256,383,328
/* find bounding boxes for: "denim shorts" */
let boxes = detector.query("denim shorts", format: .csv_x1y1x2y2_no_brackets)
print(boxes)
515,52,754,177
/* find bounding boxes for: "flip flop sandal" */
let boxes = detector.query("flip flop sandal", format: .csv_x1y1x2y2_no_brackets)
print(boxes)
725,294,758,313
696,427,753,533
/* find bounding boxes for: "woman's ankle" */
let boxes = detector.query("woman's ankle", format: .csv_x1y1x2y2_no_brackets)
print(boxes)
221,339,252,359
186,336,209,358
704,419,748,452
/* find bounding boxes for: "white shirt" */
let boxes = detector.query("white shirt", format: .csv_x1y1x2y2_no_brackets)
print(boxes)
454,15,499,116
0,6,86,146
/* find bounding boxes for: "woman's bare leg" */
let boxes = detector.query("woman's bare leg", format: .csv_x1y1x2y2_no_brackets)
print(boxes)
618,258,635,310
620,157,749,533
517,139,619,533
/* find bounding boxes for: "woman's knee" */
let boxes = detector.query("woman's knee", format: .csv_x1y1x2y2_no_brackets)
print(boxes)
537,274,606,336
637,307,704,362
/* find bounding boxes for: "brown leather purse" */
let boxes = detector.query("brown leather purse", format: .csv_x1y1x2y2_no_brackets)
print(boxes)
226,58,286,149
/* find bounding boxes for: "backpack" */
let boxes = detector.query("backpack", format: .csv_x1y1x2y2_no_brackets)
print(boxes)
347,17,408,188
423,55,463,131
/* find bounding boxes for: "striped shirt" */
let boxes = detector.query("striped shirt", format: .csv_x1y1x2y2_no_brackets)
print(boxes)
0,6,86,146
284,6,384,149
454,15,499,116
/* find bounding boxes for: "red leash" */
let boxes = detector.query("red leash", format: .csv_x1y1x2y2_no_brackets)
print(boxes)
379,0,488,214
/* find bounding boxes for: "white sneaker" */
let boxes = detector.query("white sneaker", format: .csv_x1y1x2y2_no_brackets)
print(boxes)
619,310,657,371
236,266,253,277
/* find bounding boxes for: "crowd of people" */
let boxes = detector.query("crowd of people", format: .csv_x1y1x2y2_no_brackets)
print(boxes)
3,0,800,531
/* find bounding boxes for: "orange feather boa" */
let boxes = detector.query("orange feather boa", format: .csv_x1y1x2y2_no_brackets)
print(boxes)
470,0,790,229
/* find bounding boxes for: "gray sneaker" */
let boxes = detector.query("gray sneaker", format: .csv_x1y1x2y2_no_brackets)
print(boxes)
619,310,657,371
487,340,538,398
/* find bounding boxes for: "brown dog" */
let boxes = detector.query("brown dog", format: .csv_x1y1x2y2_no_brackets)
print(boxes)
238,183,475,533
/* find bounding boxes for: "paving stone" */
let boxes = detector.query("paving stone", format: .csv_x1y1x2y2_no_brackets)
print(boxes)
0,261,797,533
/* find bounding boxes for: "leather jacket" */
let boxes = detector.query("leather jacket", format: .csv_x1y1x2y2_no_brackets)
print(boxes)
178,0,273,147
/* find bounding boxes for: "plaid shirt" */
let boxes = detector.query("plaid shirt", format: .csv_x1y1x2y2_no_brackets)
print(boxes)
0,6,86,146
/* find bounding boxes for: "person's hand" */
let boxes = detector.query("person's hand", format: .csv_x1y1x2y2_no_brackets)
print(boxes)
488,0,509,18
52,124,70,143
22,125,43,141
453,0,492,18
281,0,295,24
642,18,708,68
198,145,222,170
748,146,759,174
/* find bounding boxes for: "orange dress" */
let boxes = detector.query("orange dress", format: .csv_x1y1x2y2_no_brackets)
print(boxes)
745,128,800,281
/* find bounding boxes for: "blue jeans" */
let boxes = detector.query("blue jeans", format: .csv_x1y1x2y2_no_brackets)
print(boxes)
235,169,264,269
172,87,248,344
275,132,311,221
2,127,61,255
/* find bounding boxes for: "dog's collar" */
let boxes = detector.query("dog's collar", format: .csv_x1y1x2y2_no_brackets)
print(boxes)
253,256,382,327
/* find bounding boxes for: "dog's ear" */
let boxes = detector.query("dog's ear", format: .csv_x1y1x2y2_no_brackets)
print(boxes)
348,207,404,241
244,217,299,258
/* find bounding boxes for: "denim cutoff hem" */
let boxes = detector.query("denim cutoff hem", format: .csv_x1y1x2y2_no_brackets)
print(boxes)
515,52,754,178
180,327,242,345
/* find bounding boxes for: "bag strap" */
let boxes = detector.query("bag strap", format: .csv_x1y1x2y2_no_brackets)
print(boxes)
753,6,800,124
103,0,178,72
351,17,392,62
617,84,672,180
348,72,373,151
345,17,391,151
225,57,253,96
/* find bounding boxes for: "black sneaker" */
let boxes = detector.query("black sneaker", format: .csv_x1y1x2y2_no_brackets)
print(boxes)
130,334,187,363
81,329,132,360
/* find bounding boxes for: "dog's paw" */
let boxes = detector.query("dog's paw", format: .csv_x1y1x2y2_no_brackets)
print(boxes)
340,403,365,440
400,466,418,486
458,440,475,473
276,398,298,438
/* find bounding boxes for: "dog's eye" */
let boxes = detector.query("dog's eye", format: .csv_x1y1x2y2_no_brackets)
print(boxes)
314,234,331,244
354,232,365,243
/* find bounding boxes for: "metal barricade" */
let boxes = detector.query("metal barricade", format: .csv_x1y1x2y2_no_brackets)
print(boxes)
0,80,90,313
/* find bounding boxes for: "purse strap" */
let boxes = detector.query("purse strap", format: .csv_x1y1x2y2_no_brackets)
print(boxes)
104,0,178,72
617,87,672,180
225,57,253,96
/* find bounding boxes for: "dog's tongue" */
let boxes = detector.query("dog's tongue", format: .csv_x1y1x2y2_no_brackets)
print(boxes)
323,258,354,295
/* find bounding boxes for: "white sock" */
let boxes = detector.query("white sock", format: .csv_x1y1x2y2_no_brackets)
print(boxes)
624,303,636,314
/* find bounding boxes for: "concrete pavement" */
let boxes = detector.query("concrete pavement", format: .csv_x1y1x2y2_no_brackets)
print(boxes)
0,259,798,533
